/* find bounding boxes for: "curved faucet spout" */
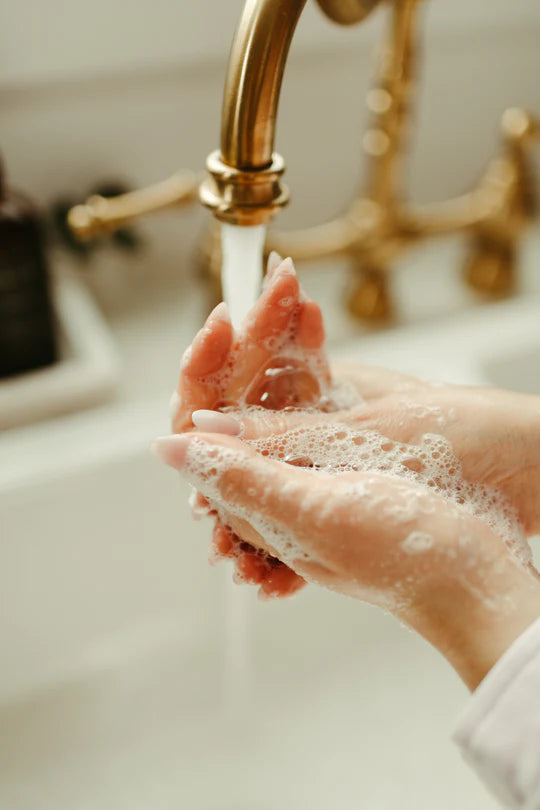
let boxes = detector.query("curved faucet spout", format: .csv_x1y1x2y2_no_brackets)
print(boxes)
221,0,307,171
200,0,382,225
200,0,307,225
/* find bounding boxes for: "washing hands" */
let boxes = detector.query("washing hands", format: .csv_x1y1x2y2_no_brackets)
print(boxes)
168,251,331,599
153,254,540,690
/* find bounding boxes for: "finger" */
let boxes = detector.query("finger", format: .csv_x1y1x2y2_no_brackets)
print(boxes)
297,298,326,351
245,258,300,344
189,405,373,442
183,302,233,378
210,518,305,599
264,250,283,285
233,547,271,585
152,430,426,539
259,565,306,599
209,520,237,562
151,432,324,558
192,410,242,435
190,490,213,520
173,303,234,431
173,379,217,433
152,432,449,587
240,409,328,439
189,406,361,441
192,407,322,439
209,520,269,573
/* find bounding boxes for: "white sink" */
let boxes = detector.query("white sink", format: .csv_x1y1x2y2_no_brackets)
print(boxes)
0,454,493,810
2,268,540,808
484,344,540,396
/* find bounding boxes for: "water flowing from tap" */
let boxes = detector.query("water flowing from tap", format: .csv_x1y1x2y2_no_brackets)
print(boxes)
220,223,267,328
219,222,267,705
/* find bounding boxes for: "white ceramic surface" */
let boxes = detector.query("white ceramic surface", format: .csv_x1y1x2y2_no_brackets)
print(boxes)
1,9,539,799
2,246,540,807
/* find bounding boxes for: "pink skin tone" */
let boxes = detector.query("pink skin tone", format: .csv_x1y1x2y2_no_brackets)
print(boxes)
172,252,329,432
204,365,540,536
169,253,330,599
153,428,540,690
156,255,540,687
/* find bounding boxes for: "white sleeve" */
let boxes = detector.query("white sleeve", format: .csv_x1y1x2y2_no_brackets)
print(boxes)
453,616,540,809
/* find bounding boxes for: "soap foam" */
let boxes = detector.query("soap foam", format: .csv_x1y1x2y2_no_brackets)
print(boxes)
189,277,337,413
401,531,434,553
184,248,531,606
183,406,531,581
247,423,528,560
183,421,534,618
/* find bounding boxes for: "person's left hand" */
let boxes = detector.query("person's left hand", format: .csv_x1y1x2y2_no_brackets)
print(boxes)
169,253,331,598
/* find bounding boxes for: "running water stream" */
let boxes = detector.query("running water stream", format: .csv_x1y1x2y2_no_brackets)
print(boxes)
220,223,266,328
219,223,267,700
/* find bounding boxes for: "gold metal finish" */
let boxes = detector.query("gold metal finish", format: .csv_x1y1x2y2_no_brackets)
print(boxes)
262,0,539,319
315,0,383,25
199,151,289,226
199,0,310,224
200,0,383,225
67,170,200,240
220,0,305,171
67,0,539,324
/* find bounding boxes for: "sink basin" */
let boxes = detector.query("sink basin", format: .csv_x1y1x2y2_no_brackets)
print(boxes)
484,345,540,396
0,455,494,810
2,278,539,809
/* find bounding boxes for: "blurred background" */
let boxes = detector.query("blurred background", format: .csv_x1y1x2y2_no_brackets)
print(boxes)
1,1,540,808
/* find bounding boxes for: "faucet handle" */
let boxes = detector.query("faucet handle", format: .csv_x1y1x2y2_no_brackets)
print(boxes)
67,170,201,241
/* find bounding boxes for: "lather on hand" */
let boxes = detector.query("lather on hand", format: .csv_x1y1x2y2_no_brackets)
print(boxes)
154,255,540,690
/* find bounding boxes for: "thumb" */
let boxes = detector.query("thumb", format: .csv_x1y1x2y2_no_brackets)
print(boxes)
191,407,331,440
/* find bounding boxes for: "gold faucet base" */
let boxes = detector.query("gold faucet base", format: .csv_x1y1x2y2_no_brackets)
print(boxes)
199,151,289,226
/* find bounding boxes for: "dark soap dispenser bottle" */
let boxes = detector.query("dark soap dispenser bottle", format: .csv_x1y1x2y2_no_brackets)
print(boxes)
0,157,57,378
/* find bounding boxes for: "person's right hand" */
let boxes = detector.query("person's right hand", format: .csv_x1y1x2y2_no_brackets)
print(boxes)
153,428,540,691
229,365,540,538
166,249,540,602
168,253,330,598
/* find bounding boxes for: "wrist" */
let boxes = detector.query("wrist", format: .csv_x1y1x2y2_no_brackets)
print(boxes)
403,558,540,691
494,390,540,534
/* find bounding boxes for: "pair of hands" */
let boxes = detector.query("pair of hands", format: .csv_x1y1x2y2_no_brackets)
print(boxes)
153,255,540,690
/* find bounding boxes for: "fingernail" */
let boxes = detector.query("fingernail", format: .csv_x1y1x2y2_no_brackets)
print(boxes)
151,434,191,469
192,409,242,435
267,250,283,274
210,301,231,323
276,257,295,276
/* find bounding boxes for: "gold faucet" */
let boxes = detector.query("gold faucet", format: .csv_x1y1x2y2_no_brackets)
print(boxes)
68,0,539,323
